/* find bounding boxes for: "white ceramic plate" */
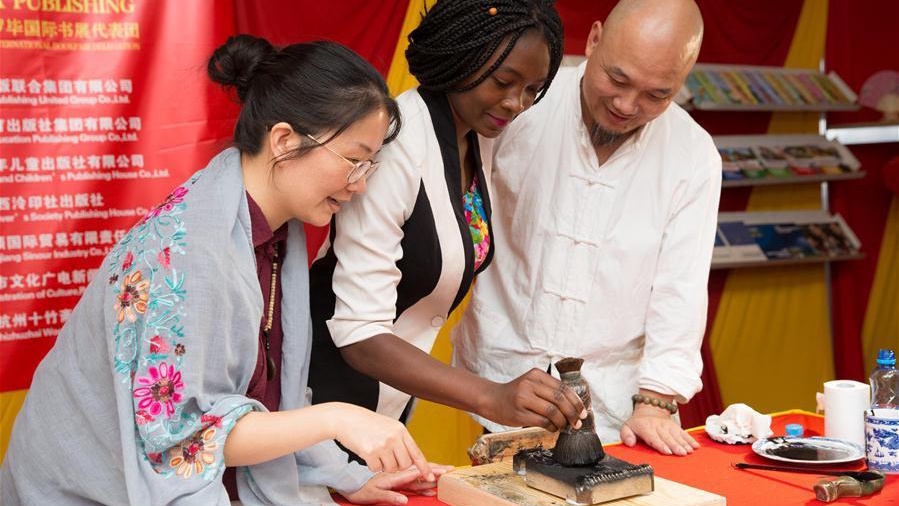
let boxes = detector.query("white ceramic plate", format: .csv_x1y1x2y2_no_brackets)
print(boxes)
751,436,865,465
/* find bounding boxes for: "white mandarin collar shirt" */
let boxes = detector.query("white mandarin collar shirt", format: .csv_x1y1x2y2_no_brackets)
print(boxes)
454,62,722,440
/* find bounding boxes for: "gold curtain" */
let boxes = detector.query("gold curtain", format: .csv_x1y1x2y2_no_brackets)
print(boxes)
861,197,899,369
0,390,28,464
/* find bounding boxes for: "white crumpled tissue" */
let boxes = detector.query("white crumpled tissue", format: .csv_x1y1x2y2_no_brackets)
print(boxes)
704,403,773,444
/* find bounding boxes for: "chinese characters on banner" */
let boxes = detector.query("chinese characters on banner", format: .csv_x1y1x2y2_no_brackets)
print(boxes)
0,0,239,391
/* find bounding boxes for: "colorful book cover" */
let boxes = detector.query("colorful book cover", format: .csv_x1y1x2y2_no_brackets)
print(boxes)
796,73,828,104
808,144,842,167
708,70,740,104
762,72,795,105
766,167,792,178
807,222,857,256
790,165,821,176
736,70,766,104
718,147,741,172
685,72,706,102
714,227,728,247
750,223,821,260
784,145,816,166
723,71,756,104
768,72,803,105
692,70,725,105
746,71,782,105
722,168,744,180
742,167,767,179
805,74,838,104
754,146,789,169
812,74,851,104
718,221,757,246
784,73,816,105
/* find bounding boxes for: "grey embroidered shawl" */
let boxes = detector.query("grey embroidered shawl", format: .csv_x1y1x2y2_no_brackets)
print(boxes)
0,148,369,505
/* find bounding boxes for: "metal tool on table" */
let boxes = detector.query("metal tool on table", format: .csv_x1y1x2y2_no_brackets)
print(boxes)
733,462,886,502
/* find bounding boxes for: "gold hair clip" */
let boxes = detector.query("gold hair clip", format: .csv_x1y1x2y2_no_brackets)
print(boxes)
488,6,497,15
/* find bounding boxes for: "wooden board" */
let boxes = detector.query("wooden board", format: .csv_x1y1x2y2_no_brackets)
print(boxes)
468,427,558,465
438,461,725,506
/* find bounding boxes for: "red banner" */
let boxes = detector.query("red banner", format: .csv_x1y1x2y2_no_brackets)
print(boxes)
0,0,238,391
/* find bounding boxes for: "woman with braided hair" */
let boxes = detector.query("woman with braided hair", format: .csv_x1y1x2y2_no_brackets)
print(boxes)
309,0,589,436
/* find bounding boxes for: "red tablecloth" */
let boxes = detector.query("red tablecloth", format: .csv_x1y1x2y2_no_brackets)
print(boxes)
337,410,898,505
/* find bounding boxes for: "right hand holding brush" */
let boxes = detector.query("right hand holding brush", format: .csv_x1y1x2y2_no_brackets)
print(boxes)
480,368,588,431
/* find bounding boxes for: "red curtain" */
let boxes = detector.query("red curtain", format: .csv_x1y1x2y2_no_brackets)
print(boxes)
826,0,899,381
233,0,409,76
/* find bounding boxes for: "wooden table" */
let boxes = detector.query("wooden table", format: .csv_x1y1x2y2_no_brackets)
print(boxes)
336,410,898,505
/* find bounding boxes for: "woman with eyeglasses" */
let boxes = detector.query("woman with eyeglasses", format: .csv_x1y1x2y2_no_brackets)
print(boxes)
309,0,587,437
0,35,449,506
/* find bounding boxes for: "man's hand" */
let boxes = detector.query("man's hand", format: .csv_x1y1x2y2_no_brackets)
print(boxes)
620,399,699,456
481,368,587,431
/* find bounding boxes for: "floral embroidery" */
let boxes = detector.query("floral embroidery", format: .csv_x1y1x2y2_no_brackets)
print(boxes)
157,247,171,269
144,186,189,222
122,251,134,271
462,176,490,270
201,414,222,429
107,171,252,480
149,335,169,354
115,270,149,323
133,362,184,418
169,428,219,478
135,409,155,425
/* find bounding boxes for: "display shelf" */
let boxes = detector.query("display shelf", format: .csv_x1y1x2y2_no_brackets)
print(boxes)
825,121,899,145
714,134,864,187
711,253,865,270
712,210,862,269
721,171,864,188
686,63,858,111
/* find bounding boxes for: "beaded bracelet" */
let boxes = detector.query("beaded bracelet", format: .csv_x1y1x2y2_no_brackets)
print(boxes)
631,393,678,414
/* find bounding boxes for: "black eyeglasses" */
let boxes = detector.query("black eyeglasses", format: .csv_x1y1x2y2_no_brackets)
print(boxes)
305,133,379,184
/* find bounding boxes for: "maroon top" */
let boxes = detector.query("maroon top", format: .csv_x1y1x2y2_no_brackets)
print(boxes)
225,192,288,500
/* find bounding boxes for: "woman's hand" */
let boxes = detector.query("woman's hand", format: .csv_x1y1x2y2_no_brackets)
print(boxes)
332,403,434,480
342,464,453,505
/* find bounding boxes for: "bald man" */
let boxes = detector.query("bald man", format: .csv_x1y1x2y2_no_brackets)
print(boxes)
454,0,721,456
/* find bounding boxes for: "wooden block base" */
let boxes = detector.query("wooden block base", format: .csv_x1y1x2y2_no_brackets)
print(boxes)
514,448,653,504
438,460,726,506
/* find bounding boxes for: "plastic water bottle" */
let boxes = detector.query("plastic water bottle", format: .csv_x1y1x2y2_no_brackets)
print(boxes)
869,349,898,409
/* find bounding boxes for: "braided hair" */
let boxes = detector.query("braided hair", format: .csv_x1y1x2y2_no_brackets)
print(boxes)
406,0,563,103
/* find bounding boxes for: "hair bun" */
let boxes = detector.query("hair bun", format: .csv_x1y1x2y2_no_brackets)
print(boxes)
207,34,276,102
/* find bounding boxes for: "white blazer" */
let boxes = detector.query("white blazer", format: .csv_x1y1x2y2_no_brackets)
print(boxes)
309,87,495,420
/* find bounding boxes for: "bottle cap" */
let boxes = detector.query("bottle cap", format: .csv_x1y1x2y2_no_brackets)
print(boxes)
785,423,804,437
876,349,896,366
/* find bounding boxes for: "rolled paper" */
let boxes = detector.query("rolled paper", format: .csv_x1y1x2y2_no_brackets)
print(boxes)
823,380,870,448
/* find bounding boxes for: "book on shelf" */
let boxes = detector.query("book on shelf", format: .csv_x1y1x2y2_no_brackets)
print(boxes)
685,63,858,111
714,134,862,184
713,211,861,267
